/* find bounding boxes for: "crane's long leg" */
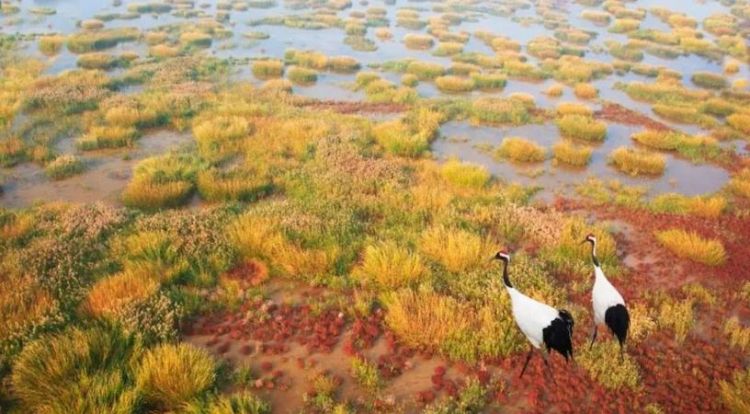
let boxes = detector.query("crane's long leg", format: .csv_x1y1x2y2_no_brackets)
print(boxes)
519,345,535,378
541,349,556,385
619,341,625,363
589,324,598,350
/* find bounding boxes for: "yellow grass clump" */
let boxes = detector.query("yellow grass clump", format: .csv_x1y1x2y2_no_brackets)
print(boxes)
192,116,250,159
419,225,490,273
326,55,359,73
440,158,490,189
556,115,607,142
286,49,328,70
196,169,271,202
404,33,434,50
105,106,158,128
545,83,564,97
724,317,750,352
434,75,474,93
496,137,547,163
720,368,750,414
631,129,679,150
650,193,726,218
252,59,284,79
553,140,592,166
657,296,695,342
149,44,179,58
556,102,593,117
375,27,392,40
122,179,193,210
609,147,666,176
353,241,428,289
261,78,293,93
727,112,750,135
77,126,138,150
136,343,216,411
39,35,65,55
579,341,641,390
730,168,750,198
86,270,159,319
574,82,598,99
654,229,726,266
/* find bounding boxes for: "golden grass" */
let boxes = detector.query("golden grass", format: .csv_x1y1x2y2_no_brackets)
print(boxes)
105,106,158,128
136,343,216,410
654,229,726,266
419,225,490,273
556,115,607,142
180,31,212,47
545,83,564,97
720,368,750,414
404,33,434,49
196,169,270,202
77,52,124,69
353,241,427,289
86,270,159,318
287,65,317,84
579,341,641,390
149,44,180,58
122,179,194,210
495,137,546,163
405,60,445,80
286,49,328,70
77,126,138,150
609,147,666,176
650,193,726,218
435,75,474,93
574,82,598,99
440,158,490,189
730,168,750,198
556,102,593,117
261,78,293,93
39,35,65,55
328,55,360,73
553,140,592,166
252,59,284,79
727,112,750,135
383,290,471,349
657,296,695,342
193,116,250,159
375,27,392,40
724,317,750,351
631,129,679,150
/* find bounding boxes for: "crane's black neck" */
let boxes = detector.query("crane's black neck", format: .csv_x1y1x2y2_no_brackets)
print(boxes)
501,258,512,288
588,240,600,267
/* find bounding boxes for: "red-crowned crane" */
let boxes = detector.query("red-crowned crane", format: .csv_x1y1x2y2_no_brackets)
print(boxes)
493,250,574,379
582,233,629,359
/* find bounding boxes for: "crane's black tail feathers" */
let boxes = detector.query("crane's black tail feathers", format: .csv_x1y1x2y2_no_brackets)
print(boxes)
605,304,630,347
543,310,575,361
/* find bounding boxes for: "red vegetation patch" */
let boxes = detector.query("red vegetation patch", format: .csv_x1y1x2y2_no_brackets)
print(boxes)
225,260,270,287
595,102,671,131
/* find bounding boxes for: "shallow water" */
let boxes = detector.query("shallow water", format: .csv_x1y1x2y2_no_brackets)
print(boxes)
433,121,729,201
1,0,745,208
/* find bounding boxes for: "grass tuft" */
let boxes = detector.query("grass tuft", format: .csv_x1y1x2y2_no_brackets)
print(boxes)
553,141,592,166
495,137,546,163
556,115,607,142
440,158,490,189
609,147,666,176
654,229,726,266
353,241,427,289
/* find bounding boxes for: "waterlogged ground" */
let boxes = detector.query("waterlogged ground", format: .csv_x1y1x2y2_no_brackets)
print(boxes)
2,0,750,413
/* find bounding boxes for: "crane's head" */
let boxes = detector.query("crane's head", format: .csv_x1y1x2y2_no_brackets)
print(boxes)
493,249,511,262
581,233,596,245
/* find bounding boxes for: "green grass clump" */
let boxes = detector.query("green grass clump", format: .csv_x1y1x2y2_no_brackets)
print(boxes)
39,35,65,55
435,75,475,93
470,72,506,90
610,147,666,176
251,59,284,79
652,104,717,128
77,126,139,150
11,326,141,413
77,52,128,70
67,27,139,53
691,72,728,89
127,2,172,13
655,229,727,266
495,137,546,163
45,155,85,180
440,159,490,189
136,343,216,411
556,115,607,142
404,33,434,50
353,241,427,289
405,60,445,80
287,65,317,84
553,141,592,166
471,97,530,125
122,153,202,210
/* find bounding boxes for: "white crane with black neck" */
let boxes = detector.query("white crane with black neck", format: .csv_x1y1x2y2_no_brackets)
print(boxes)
582,233,629,360
493,250,574,379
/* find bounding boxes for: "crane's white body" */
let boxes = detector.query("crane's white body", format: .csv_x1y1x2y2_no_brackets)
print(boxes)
591,265,625,324
507,286,559,349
